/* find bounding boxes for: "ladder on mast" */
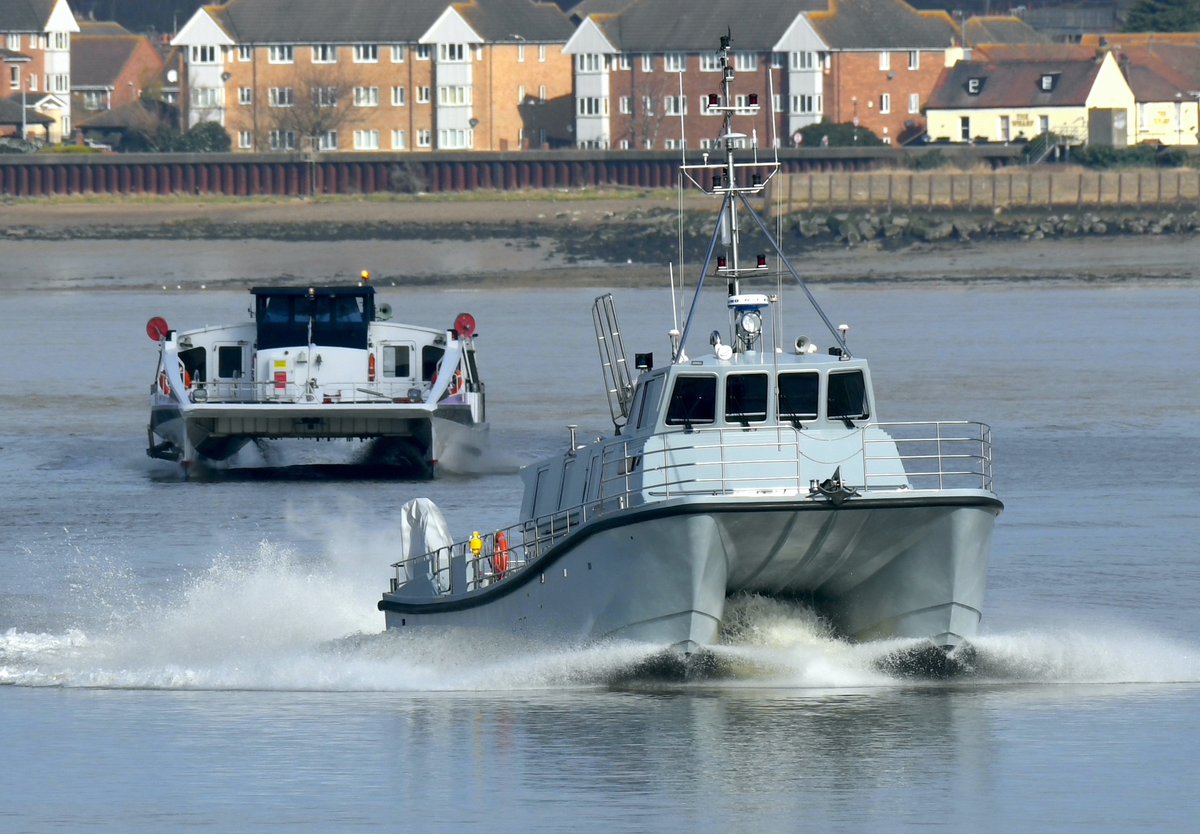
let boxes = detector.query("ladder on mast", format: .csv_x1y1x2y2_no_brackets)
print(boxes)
591,293,634,432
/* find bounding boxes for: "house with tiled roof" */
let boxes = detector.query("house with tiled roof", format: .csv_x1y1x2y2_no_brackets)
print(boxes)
924,50,1134,146
0,0,80,141
565,0,963,150
171,0,575,153
962,15,1050,48
72,21,164,115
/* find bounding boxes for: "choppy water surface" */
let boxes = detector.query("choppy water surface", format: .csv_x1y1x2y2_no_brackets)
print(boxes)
1,271,1198,831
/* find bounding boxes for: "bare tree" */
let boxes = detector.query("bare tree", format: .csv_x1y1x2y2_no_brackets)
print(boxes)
260,62,368,152
625,72,675,150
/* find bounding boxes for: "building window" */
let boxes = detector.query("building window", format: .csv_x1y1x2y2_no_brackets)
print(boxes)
517,43,525,62
439,128,473,149
392,129,406,149
353,129,380,150
908,51,920,70
735,53,755,72
664,95,687,116
1040,73,1058,92
880,93,891,114
792,51,816,70
664,53,686,72
268,87,293,107
642,95,653,115
417,86,430,103
879,51,890,71
82,90,103,110
6,34,19,50
354,44,378,63
539,85,546,101
439,43,466,62
518,85,525,102
7,66,16,90
53,32,69,50
28,74,36,92
191,86,222,108
392,86,406,106
416,45,431,61
438,86,470,106
774,94,783,114
238,130,252,149
312,45,337,63
999,115,1010,142
908,93,920,114
318,131,338,150
417,129,431,147
700,53,720,72
238,45,252,62
960,116,970,141
618,139,630,149
577,54,605,73
314,86,337,108
617,54,630,70
391,45,406,63
354,86,379,107
238,87,252,105
539,45,546,62
967,77,984,96
642,54,653,72
269,130,297,150
792,94,815,114
191,44,217,64
578,96,607,116
269,45,294,64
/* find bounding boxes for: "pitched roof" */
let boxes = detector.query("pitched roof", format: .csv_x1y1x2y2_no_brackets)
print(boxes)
211,0,572,44
0,0,57,32
1111,44,1200,102
78,20,133,36
926,56,1107,109
0,95,54,124
963,15,1049,47
592,0,827,52
807,0,958,50
72,34,144,88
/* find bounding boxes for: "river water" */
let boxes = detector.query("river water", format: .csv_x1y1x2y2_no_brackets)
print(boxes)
1,242,1198,831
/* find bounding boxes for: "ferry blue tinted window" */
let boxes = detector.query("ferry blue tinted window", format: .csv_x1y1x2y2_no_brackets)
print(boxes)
827,370,869,420
725,373,768,423
666,376,717,425
778,372,819,420
422,346,445,381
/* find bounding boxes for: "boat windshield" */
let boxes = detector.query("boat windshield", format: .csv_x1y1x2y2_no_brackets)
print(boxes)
254,288,372,350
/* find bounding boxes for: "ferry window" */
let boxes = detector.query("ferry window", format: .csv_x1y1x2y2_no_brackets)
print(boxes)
827,371,869,421
778,372,819,422
179,346,206,384
724,373,768,424
383,345,411,377
635,374,664,430
217,345,243,378
422,346,445,381
665,376,717,426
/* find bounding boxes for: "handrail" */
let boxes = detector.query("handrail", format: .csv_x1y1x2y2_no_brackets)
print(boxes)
183,378,437,405
387,420,995,598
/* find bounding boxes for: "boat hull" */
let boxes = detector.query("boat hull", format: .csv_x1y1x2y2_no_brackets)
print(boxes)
379,492,1000,651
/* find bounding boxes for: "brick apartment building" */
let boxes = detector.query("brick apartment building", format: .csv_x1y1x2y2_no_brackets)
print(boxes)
171,0,575,153
0,0,78,142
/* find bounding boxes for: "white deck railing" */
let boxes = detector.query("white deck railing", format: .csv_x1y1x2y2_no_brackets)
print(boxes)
388,420,994,597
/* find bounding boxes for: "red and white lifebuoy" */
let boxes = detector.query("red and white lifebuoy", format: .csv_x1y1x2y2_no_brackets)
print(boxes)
158,370,171,396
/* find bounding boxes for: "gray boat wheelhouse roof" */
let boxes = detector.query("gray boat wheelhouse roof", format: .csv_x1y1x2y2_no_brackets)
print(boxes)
209,0,573,45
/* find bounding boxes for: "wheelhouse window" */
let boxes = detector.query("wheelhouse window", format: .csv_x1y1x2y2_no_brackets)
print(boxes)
422,346,445,381
217,345,244,378
634,373,665,430
724,373,768,424
778,372,819,423
827,370,869,421
665,376,717,426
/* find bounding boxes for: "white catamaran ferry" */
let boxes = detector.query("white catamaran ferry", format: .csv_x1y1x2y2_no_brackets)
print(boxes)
146,279,484,477
378,35,1002,661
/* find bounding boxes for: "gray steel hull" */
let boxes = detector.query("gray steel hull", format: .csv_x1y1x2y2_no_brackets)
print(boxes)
379,493,1000,651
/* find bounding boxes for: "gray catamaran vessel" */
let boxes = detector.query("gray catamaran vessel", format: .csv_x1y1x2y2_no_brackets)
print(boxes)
379,35,1002,655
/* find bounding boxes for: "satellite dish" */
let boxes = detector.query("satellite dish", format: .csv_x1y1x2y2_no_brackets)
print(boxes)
146,316,170,341
377,302,393,321
166,69,178,83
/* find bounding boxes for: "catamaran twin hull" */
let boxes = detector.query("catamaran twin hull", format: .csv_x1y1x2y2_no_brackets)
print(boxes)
379,491,1000,653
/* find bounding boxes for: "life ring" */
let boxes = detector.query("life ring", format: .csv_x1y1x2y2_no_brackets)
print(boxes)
448,368,464,397
493,531,510,574
158,370,171,396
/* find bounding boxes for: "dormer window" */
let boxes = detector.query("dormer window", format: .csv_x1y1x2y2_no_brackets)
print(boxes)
1039,73,1059,92
966,77,985,96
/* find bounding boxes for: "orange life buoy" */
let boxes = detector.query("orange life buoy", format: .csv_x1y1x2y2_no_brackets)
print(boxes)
449,368,464,396
158,370,171,396
493,531,510,574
